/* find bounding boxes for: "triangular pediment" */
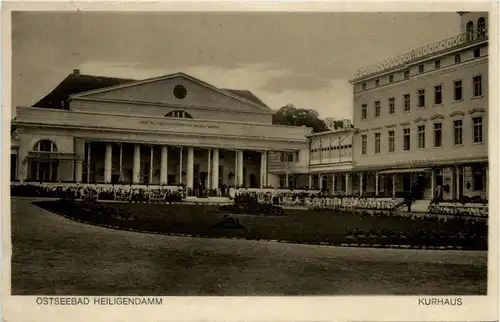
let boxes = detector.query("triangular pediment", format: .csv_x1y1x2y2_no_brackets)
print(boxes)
70,72,272,114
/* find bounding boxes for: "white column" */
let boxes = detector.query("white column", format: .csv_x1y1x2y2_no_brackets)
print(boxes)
285,172,289,189
104,142,113,183
431,169,436,199
359,172,363,197
74,139,84,183
318,174,323,190
149,146,154,184
133,144,141,184
118,144,123,182
87,142,91,183
345,173,350,196
308,174,312,189
332,174,336,193
207,149,212,190
187,146,194,189
260,151,265,189
392,174,396,198
455,166,461,199
375,172,379,196
212,148,219,190
179,147,183,184
160,146,168,185
237,150,244,186
264,151,268,187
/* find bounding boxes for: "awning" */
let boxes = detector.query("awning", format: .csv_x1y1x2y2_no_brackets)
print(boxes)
378,167,432,174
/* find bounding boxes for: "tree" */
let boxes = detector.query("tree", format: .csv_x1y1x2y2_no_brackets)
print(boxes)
272,104,329,133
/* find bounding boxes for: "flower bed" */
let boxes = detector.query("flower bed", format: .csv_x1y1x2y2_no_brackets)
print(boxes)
428,204,488,217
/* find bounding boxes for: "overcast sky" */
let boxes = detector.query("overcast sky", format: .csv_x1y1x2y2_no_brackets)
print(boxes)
12,11,460,119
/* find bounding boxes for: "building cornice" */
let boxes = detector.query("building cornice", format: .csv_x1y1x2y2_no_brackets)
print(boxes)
450,110,465,118
72,97,273,115
429,114,445,121
468,107,486,114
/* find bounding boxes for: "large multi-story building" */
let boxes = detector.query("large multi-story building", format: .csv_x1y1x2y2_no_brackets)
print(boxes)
10,71,312,191
10,12,489,203
349,12,488,200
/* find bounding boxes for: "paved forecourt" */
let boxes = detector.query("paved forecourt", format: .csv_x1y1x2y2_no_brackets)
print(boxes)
10,197,486,296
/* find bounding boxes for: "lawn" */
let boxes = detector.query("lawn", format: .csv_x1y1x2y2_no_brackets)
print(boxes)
33,199,488,250
11,197,488,295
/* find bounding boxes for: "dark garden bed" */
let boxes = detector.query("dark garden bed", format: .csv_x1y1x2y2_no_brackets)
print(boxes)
33,199,488,250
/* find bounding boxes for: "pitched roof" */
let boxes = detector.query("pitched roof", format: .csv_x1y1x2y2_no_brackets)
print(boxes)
34,72,269,109
222,89,269,108
34,73,136,109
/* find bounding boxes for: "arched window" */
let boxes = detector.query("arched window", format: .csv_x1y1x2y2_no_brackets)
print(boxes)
477,17,486,38
33,140,58,152
165,110,193,119
466,21,474,41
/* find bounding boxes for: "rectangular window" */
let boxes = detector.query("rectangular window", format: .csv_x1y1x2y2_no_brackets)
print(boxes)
417,89,425,107
417,125,425,149
435,59,440,69
389,75,394,83
455,54,461,63
473,166,484,191
433,123,442,147
434,85,442,105
374,133,381,154
403,128,410,151
388,130,395,152
473,75,482,97
474,47,480,58
388,97,395,114
374,101,381,117
362,82,366,90
404,94,411,111
473,116,483,143
361,104,367,120
454,80,463,101
361,135,367,155
454,120,463,145
404,70,409,79
418,64,424,73
375,79,380,87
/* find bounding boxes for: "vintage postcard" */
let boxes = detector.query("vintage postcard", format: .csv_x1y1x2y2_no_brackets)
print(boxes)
1,1,498,321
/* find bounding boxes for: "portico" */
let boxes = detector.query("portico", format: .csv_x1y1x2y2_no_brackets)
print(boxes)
12,71,311,193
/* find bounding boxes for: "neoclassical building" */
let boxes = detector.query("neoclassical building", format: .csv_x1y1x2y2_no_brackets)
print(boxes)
10,71,312,191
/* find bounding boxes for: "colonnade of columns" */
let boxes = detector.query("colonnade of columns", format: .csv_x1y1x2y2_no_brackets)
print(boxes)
77,141,270,190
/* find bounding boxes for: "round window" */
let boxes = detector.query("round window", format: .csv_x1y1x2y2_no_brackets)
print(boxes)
173,85,187,99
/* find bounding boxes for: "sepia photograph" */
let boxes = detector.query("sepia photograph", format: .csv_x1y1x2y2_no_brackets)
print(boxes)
2,4,498,320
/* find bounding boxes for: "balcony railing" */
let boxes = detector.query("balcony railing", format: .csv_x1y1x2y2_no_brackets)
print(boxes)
353,26,488,80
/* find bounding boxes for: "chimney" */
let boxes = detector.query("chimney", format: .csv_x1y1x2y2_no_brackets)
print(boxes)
73,69,80,75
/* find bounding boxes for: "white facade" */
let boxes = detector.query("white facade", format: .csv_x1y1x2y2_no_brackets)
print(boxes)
349,12,489,200
11,72,312,193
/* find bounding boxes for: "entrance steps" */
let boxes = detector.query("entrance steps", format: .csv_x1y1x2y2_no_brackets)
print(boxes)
411,199,431,213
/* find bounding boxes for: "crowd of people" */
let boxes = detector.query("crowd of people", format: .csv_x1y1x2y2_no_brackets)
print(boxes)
11,184,185,203
231,189,406,211
11,183,488,217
